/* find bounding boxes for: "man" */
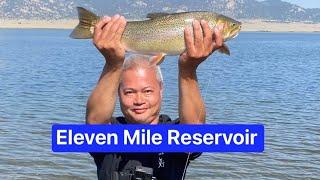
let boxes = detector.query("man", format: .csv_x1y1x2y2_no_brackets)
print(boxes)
86,14,223,180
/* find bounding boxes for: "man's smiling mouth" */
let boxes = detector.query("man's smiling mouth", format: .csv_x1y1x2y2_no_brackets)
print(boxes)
132,108,148,114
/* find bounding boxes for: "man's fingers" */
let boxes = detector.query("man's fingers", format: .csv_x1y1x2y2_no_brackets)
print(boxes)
93,16,111,42
193,20,204,50
113,16,127,41
184,27,195,55
108,15,124,40
201,20,213,51
101,14,120,40
212,24,224,50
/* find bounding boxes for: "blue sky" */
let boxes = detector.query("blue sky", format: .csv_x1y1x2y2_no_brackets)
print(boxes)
276,0,320,8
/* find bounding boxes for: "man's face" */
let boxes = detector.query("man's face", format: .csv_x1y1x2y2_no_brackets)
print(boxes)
119,67,162,124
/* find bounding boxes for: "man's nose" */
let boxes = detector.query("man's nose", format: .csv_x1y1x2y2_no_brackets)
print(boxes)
133,93,145,105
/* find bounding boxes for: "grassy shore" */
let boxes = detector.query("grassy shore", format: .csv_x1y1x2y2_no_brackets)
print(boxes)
1,19,320,32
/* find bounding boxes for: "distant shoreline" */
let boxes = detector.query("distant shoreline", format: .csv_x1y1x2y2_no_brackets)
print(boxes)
1,19,320,32
241,19,320,32
0,19,79,29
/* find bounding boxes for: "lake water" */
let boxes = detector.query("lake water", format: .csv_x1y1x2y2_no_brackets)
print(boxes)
0,29,319,179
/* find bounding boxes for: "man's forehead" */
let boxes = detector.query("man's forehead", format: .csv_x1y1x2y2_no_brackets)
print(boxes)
120,67,159,86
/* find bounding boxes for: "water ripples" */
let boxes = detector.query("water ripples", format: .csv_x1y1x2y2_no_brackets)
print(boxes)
0,30,319,179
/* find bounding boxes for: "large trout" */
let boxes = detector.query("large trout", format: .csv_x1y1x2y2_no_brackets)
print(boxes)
70,7,241,60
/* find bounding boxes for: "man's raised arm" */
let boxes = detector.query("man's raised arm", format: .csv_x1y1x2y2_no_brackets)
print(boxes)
86,15,127,124
178,20,223,124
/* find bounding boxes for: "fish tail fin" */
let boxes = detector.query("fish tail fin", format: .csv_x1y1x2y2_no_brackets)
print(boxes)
70,7,99,39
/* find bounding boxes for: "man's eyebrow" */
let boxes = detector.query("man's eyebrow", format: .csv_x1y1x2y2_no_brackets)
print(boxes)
142,86,153,90
122,88,136,91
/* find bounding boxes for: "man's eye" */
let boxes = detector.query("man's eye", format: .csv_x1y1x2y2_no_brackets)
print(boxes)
124,91,133,95
145,90,153,94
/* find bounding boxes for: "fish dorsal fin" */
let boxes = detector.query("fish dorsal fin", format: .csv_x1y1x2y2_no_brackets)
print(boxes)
146,12,170,19
218,44,230,55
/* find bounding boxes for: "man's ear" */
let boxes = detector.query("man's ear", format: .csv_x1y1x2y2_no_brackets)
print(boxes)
150,53,166,65
118,82,122,95
160,82,163,98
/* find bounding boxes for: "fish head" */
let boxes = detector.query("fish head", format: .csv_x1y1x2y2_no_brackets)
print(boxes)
215,15,241,41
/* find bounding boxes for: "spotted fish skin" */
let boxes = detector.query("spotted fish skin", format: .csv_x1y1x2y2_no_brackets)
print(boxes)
70,7,241,56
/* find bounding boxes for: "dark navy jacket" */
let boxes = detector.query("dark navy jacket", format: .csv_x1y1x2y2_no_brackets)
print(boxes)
90,115,201,180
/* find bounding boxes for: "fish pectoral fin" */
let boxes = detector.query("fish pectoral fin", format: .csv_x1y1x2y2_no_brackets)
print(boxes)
146,12,170,19
150,53,166,65
218,44,231,56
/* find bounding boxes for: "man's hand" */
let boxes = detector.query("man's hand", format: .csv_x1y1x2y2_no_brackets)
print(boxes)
86,15,127,124
179,20,224,70
93,15,127,67
178,20,223,124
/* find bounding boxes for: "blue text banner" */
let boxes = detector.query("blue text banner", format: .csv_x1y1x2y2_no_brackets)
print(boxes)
52,124,264,152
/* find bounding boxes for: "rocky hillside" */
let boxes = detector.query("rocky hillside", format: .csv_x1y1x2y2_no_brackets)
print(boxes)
0,0,93,19
0,0,319,22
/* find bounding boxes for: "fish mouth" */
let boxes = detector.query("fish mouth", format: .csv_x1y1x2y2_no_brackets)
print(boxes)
232,32,239,39
227,25,241,41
